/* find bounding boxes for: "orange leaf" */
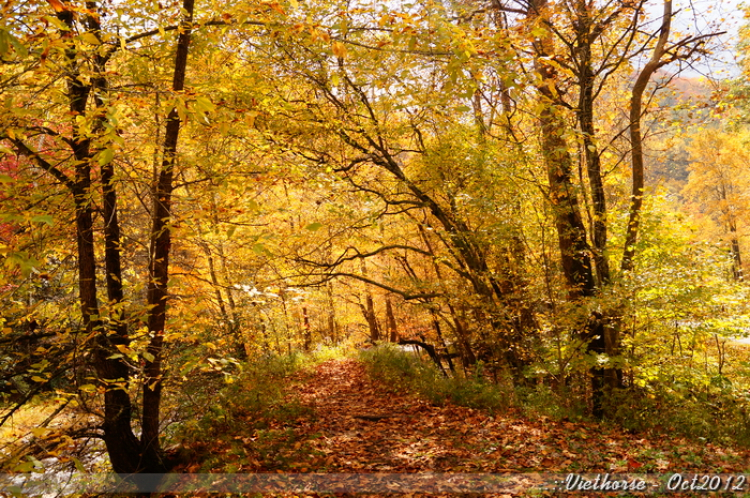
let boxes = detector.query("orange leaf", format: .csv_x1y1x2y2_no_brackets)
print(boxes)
332,41,348,58
47,0,66,12
627,457,643,471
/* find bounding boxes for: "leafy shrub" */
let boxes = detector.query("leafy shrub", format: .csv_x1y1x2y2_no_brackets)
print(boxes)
359,345,510,414
604,383,750,446
167,352,314,469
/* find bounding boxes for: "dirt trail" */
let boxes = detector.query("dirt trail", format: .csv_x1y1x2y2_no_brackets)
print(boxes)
285,359,749,475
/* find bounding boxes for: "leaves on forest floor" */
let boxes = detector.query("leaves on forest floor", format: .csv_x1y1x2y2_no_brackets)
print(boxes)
187,358,750,496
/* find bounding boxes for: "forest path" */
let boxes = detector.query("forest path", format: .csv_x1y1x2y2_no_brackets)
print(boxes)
280,358,749,475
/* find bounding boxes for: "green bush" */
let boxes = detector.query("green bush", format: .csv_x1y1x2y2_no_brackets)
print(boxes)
604,384,750,446
359,345,510,414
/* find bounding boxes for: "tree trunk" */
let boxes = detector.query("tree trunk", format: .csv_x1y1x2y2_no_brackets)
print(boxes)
49,1,147,473
534,81,595,298
385,296,398,342
622,0,673,273
729,221,743,281
326,282,339,343
359,260,381,342
302,307,313,351
575,4,610,288
527,0,600,413
142,0,195,470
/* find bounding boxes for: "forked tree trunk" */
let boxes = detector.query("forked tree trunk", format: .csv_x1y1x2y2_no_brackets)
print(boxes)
526,0,602,414
48,0,148,473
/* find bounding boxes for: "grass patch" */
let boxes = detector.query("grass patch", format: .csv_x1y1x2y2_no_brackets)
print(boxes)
359,344,510,414
358,345,750,449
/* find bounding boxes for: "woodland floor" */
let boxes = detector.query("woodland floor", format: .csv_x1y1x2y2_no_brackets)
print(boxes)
185,358,750,496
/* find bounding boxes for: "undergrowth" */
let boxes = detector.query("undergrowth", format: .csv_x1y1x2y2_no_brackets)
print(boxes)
359,345,511,414
359,344,750,447
168,349,340,470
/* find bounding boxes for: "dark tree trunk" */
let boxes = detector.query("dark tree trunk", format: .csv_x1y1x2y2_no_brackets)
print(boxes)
575,13,610,288
302,307,313,351
572,0,626,395
385,296,398,342
585,312,607,418
327,283,339,343
142,0,195,471
537,107,595,299
361,296,381,342
431,313,455,374
52,1,146,472
399,340,448,376
359,261,381,342
527,0,595,299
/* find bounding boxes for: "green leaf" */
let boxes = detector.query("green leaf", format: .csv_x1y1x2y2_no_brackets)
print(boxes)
0,29,10,58
98,148,114,166
31,215,53,226
0,28,25,58
305,223,322,231
142,351,155,362
194,96,216,113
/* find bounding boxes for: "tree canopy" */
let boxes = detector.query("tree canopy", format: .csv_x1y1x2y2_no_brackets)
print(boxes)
0,0,748,479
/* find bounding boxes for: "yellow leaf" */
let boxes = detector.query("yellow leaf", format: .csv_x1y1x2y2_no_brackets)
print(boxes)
116,344,133,355
80,32,101,45
332,41,347,58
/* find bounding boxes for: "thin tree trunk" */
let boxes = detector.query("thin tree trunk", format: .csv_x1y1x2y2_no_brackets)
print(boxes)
431,312,455,374
204,244,248,359
621,0,672,273
359,260,381,342
575,2,610,287
326,282,338,343
385,295,398,342
142,0,195,470
302,307,313,351
729,221,743,281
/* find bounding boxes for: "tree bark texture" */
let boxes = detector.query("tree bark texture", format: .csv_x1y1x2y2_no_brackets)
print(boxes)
142,0,196,470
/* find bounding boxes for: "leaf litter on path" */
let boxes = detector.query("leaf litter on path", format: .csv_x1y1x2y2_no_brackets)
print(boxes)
195,359,750,496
